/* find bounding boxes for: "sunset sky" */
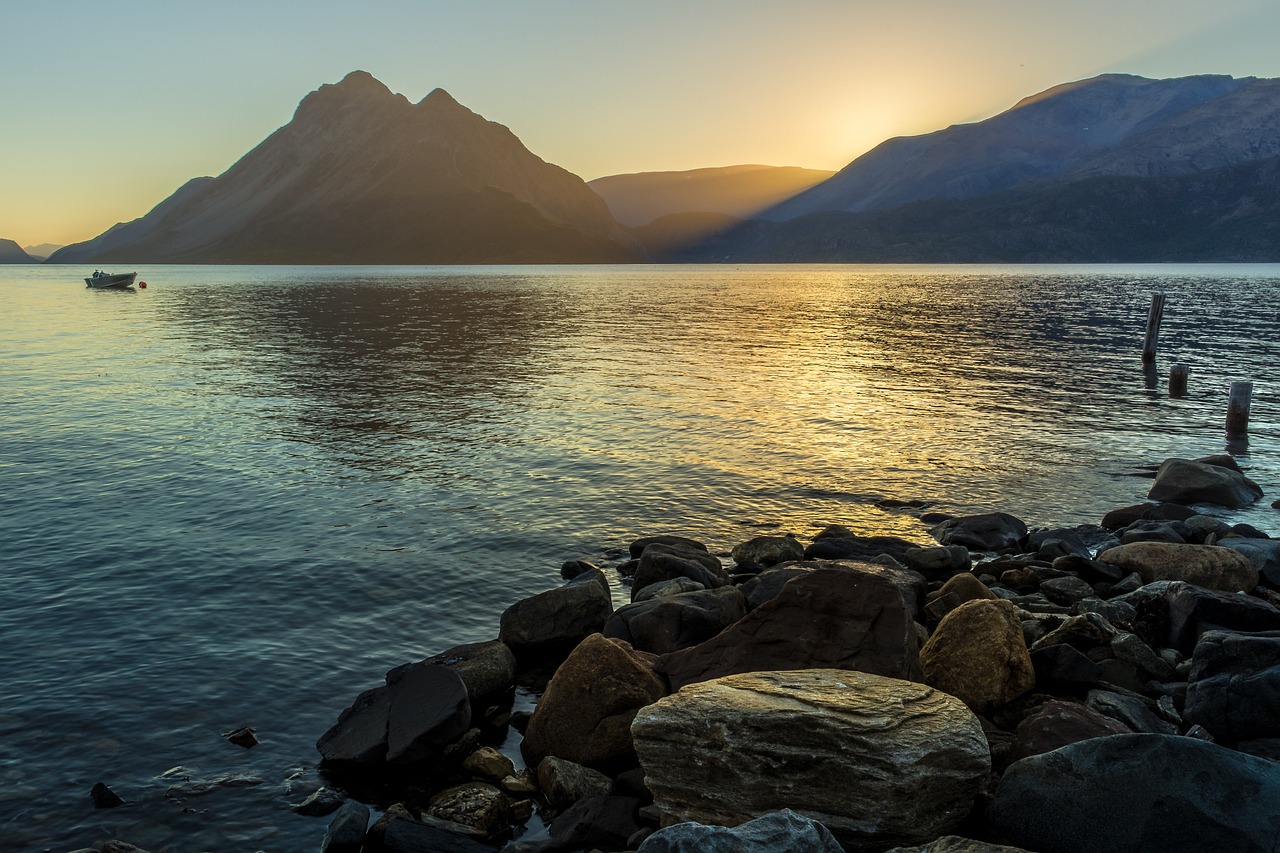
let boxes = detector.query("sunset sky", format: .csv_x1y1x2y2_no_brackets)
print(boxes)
5,0,1280,248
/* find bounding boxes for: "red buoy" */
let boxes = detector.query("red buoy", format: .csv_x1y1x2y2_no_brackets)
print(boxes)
138,281,147,288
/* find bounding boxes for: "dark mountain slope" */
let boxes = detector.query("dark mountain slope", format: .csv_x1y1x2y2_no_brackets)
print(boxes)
764,74,1269,221
676,154,1280,263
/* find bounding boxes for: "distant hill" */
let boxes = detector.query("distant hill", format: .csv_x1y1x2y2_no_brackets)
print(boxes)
0,239,36,263
23,243,62,261
675,153,1280,263
50,71,636,264
589,165,834,226
764,74,1280,222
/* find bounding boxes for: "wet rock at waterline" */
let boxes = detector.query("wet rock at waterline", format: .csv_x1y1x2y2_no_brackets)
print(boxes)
931,512,1028,552
730,534,805,567
631,669,990,851
604,586,747,655
521,633,667,768
316,663,471,765
1148,457,1264,508
498,571,614,657
423,640,517,712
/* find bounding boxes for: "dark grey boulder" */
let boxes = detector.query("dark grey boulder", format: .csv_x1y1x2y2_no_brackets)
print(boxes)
423,640,517,713
931,512,1027,552
547,795,643,850
90,782,125,809
322,800,370,853
629,535,709,559
535,755,613,808
637,809,843,853
1085,690,1176,735
1101,502,1196,530
604,586,747,655
1039,576,1096,606
902,545,971,580
803,532,920,563
317,663,471,765
1184,630,1280,742
740,560,926,615
1029,644,1103,688
1165,582,1280,653
1028,526,1104,559
1148,457,1263,508
559,559,599,580
731,535,804,568
382,817,495,852
658,567,922,690
1007,698,1130,765
632,543,728,600
1052,555,1125,584
1181,515,1234,543
989,733,1280,853
498,572,613,656
1216,537,1280,587
1119,520,1185,545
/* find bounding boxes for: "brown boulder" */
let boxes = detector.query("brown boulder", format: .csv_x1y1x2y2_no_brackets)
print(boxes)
920,598,1035,714
657,567,921,691
522,634,667,768
1098,541,1258,593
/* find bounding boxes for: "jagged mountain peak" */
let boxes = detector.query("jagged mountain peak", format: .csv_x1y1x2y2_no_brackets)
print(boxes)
420,87,462,109
49,71,633,264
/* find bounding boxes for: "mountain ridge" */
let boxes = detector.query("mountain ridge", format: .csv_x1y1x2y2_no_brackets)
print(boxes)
51,71,635,264
0,238,37,263
762,73,1271,222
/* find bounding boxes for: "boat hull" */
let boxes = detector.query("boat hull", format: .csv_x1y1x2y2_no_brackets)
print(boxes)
85,272,138,289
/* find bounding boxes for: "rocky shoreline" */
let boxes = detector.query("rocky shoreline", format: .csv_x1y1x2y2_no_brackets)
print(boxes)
86,455,1280,853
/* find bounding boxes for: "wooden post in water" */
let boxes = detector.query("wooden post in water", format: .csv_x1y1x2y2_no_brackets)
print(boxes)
1168,364,1189,397
1226,381,1253,434
1141,292,1166,363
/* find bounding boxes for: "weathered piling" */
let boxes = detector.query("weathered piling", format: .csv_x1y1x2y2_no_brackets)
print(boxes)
1141,292,1166,363
1226,381,1253,434
1169,364,1189,397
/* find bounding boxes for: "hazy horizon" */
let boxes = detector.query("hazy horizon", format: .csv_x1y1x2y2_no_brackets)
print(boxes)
5,0,1280,247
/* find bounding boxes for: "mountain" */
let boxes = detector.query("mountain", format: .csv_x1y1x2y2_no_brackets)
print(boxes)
675,153,1280,263
589,165,835,226
23,243,62,261
0,239,37,263
764,74,1280,221
50,71,635,264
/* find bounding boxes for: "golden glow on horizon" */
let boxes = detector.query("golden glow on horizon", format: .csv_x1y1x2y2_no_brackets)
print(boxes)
4,0,1279,247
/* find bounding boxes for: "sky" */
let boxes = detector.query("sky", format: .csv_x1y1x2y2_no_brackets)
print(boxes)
5,0,1280,248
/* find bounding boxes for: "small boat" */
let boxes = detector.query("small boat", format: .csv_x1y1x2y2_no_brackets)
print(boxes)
85,271,138,289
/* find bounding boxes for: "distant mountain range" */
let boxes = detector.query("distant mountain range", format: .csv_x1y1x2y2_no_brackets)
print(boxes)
589,164,833,226
51,71,635,264
46,71,1280,264
0,239,36,263
679,73,1280,261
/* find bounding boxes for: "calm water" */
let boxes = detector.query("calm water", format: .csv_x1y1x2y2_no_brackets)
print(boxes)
2,264,1277,850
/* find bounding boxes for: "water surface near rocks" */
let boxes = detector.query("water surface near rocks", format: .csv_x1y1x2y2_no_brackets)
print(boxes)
2,264,1277,850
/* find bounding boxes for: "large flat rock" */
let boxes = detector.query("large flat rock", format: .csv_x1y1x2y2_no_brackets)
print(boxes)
631,669,989,851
